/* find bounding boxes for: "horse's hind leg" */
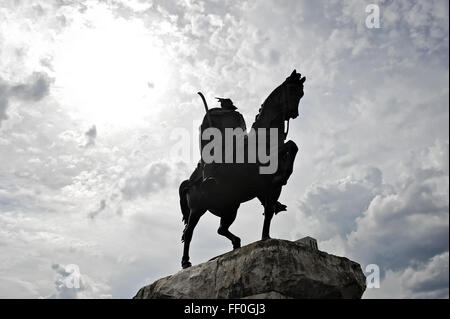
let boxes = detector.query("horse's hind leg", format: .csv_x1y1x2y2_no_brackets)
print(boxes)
217,208,241,249
261,206,274,240
181,208,205,269
261,187,282,240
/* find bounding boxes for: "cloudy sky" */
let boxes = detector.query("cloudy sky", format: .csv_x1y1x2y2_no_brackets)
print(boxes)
0,0,448,299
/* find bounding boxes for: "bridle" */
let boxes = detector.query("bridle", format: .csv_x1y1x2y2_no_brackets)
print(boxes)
256,80,299,140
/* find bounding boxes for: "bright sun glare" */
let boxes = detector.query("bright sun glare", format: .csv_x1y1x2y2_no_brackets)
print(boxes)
53,8,170,128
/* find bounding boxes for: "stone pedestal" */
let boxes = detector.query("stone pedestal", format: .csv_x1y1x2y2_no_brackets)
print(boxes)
134,238,366,299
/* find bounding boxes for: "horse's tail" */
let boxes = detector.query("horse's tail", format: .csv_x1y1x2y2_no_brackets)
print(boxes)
179,180,190,226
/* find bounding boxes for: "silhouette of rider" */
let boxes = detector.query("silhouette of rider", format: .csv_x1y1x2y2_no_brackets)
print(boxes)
201,98,246,185
192,97,287,214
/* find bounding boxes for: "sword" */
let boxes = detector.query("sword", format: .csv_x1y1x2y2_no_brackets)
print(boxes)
197,92,212,127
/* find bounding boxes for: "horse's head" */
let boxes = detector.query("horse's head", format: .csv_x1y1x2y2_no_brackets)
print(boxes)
282,69,306,119
253,70,306,130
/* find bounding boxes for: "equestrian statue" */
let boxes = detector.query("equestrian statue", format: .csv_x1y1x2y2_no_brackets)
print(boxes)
179,70,306,268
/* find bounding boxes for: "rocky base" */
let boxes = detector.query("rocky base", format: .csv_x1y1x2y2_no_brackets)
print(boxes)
134,238,366,299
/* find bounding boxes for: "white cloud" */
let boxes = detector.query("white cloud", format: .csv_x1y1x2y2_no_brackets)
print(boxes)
298,167,385,240
401,252,449,298
121,162,172,200
296,141,448,298
88,199,106,219
347,142,449,270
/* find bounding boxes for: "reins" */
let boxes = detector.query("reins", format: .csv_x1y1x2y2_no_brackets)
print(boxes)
281,82,291,141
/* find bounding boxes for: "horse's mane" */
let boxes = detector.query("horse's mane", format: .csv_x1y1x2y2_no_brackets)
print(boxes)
252,71,302,127
261,84,283,109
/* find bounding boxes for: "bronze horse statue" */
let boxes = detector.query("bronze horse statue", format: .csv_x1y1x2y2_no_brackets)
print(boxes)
179,70,306,268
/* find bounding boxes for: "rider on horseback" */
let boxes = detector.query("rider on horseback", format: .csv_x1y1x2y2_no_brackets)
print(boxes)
180,70,305,269
205,97,246,183
190,97,246,186
190,96,287,214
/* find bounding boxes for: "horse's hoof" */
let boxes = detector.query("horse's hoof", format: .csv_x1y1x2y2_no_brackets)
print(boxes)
182,261,192,269
261,235,271,241
181,259,192,269
232,238,241,250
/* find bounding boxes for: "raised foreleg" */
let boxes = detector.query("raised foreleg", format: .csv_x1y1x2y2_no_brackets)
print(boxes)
271,140,298,187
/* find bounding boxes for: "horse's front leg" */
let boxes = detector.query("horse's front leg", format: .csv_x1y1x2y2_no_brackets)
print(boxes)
181,209,205,269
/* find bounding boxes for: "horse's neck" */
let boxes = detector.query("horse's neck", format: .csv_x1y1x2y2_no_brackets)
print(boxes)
251,92,284,129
